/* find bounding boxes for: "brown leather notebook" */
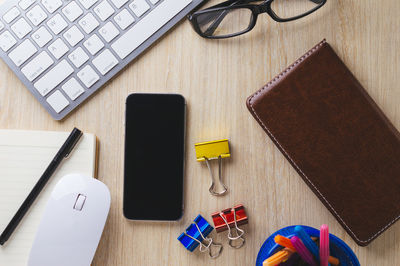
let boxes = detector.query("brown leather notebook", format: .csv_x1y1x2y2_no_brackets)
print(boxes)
246,39,400,246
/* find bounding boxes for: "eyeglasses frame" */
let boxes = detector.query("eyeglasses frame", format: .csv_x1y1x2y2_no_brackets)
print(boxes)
188,0,327,39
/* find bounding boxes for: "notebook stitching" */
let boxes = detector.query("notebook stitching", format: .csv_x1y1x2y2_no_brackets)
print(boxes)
248,40,400,243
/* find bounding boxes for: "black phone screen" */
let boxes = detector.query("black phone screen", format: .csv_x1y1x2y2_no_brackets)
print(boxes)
123,94,185,220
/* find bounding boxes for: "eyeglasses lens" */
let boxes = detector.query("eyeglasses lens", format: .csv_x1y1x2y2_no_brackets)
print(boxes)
196,8,253,37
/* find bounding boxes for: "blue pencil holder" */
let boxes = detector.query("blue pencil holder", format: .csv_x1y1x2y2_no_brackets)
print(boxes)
256,225,360,266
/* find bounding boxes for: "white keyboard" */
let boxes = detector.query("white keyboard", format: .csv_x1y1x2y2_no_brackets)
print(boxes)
0,0,203,120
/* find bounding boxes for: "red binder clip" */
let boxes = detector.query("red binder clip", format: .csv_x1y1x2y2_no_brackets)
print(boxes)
211,204,248,249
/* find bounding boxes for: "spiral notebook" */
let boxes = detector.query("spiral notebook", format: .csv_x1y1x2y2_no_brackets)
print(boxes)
0,130,98,265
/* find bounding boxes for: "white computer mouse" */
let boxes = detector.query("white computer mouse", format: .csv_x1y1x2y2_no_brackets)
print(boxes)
28,174,111,266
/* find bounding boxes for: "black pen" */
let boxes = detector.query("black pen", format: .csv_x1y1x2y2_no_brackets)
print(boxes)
0,127,83,246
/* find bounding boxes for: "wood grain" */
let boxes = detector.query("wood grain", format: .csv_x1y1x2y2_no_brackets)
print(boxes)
0,0,399,265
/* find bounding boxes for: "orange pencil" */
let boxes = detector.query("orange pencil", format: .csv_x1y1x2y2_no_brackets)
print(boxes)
328,256,340,265
274,235,295,251
262,249,292,266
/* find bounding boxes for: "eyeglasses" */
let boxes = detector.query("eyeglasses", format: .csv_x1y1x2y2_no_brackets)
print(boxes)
188,0,327,39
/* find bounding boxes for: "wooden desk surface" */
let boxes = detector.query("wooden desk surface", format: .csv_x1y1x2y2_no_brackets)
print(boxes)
1,0,399,265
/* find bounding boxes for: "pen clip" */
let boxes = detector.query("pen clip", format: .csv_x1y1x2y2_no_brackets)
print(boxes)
64,128,83,159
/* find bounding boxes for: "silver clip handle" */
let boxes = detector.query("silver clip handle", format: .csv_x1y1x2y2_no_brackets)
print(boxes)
228,226,245,240
204,156,228,196
228,228,245,249
198,237,223,259
208,241,223,259
197,236,223,258
219,208,246,249
184,222,223,259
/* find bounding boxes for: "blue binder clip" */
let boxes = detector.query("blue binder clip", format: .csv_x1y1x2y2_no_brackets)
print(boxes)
178,215,223,259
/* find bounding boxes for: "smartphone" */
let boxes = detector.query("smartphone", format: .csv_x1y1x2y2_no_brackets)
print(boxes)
123,93,186,221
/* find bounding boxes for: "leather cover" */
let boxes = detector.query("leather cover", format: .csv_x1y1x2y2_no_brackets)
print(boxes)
246,39,400,246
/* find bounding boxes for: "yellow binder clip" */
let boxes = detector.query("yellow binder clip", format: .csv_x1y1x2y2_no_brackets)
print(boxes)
195,139,230,196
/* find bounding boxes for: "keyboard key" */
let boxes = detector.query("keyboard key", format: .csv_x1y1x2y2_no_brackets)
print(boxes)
79,0,99,9
98,22,119,42
27,5,47,26
47,14,68,34
32,26,52,47
94,1,115,21
77,65,99,87
3,7,20,23
129,0,150,17
34,59,74,96
63,26,84,46
0,21,4,31
83,34,104,55
21,51,54,81
62,1,83,22
62,77,85,100
92,49,118,75
149,0,160,4
0,31,17,52
42,0,63,13
68,47,89,67
79,13,99,34
46,90,69,113
110,0,128,9
9,39,37,66
10,17,32,39
114,9,134,30
112,0,192,59
48,38,69,59
19,0,36,10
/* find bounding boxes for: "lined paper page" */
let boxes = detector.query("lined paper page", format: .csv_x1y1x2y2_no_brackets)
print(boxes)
0,130,96,266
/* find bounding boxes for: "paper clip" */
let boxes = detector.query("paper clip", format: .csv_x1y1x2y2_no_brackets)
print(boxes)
177,215,223,259
195,139,230,196
211,204,248,249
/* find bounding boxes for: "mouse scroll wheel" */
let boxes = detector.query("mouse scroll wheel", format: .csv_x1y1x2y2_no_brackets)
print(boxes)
73,194,86,211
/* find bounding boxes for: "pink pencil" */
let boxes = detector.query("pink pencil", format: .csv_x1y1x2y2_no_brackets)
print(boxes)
320,224,330,266
290,236,317,266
